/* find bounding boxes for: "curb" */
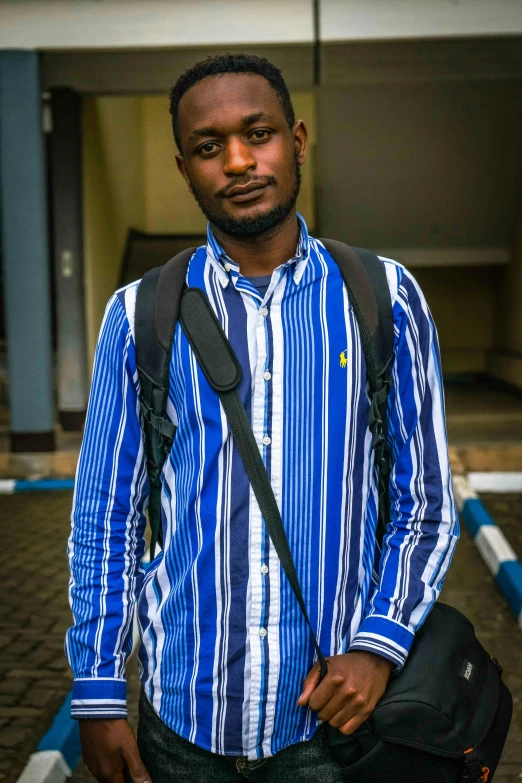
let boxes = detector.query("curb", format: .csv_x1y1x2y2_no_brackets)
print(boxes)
453,474,522,627
16,751,70,783
0,479,75,493
468,471,522,493
16,693,81,783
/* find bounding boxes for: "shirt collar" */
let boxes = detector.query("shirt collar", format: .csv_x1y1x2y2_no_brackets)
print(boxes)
206,213,311,289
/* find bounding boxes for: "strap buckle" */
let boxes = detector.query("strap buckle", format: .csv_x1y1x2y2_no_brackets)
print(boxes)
146,460,162,486
140,400,176,440
368,379,391,450
463,748,486,782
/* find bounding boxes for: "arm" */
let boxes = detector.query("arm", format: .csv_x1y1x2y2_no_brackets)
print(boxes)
348,263,459,668
299,263,459,733
65,291,151,781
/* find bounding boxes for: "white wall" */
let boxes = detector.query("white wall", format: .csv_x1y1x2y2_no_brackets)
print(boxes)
2,0,522,50
321,0,522,42
0,0,312,49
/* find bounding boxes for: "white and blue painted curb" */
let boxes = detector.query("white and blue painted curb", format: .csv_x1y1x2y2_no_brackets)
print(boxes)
467,471,522,493
16,693,80,782
0,478,75,494
453,474,522,628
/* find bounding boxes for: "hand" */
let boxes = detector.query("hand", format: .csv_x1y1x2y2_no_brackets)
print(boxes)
297,651,393,735
79,719,151,783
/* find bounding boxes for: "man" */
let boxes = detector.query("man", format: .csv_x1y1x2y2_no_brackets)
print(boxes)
66,54,459,782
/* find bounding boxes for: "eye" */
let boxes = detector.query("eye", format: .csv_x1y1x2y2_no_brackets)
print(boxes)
198,141,220,155
250,129,272,141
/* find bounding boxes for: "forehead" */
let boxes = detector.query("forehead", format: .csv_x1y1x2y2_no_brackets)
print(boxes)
177,73,286,137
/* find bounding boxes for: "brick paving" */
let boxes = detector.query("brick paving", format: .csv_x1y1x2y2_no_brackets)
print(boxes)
1,490,521,782
0,491,74,783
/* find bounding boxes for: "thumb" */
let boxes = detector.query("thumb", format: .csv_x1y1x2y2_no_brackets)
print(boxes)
297,661,321,706
121,740,151,783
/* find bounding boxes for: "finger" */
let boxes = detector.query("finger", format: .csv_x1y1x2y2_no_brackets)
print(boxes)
121,743,152,783
317,690,355,723
297,663,321,706
337,710,370,736
308,672,345,714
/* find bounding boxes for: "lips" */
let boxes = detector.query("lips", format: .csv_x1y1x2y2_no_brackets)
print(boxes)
225,181,268,203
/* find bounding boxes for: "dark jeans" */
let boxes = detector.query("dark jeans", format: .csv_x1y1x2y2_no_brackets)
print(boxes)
137,691,343,782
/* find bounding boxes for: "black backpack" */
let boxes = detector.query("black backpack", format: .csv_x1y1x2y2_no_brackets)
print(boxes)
135,240,512,782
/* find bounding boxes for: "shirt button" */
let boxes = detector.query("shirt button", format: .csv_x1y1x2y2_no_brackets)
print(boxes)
260,307,268,317
259,628,267,638
224,263,231,272
261,564,269,574
263,371,271,381
262,435,271,446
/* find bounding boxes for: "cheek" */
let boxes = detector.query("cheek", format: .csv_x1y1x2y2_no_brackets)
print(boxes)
187,160,222,198
260,141,289,169
258,144,295,188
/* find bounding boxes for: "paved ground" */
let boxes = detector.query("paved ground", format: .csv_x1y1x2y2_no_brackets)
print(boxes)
0,492,73,783
0,490,521,782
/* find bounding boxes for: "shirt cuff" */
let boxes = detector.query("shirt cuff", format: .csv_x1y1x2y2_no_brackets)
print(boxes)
348,614,415,670
71,677,127,719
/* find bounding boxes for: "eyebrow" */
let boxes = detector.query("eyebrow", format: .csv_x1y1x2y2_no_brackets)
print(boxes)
187,112,274,144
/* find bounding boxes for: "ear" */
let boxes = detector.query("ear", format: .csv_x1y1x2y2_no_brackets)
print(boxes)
292,120,308,166
175,153,193,193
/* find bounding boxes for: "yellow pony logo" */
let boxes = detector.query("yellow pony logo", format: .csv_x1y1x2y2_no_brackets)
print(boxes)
340,350,348,368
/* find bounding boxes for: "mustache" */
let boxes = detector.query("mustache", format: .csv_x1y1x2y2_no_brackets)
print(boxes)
215,175,277,200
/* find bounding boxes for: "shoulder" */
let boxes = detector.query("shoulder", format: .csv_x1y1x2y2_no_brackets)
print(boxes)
107,279,141,342
377,256,430,323
108,247,207,339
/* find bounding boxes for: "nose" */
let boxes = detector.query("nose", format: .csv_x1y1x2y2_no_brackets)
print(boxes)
222,137,256,176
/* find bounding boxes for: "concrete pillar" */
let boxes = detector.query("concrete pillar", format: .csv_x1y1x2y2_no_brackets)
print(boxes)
0,50,55,451
50,88,88,431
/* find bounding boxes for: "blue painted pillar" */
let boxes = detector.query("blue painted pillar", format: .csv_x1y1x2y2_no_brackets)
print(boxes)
0,50,55,451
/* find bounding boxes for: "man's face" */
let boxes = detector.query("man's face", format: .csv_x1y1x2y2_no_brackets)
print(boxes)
175,73,307,237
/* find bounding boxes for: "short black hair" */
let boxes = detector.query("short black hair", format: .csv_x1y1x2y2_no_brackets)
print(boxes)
169,53,295,152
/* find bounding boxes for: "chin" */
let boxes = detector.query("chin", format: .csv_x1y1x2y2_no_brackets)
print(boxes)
204,193,298,237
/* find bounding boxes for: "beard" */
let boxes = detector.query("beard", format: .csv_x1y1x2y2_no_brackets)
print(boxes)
190,153,301,237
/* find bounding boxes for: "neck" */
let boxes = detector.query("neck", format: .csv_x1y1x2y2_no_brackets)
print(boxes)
211,211,300,277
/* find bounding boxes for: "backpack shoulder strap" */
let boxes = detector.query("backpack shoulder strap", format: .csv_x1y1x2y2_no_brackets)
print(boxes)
320,239,394,545
319,239,393,390
135,246,196,558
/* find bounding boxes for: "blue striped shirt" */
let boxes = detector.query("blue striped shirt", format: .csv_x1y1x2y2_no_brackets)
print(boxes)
66,214,459,760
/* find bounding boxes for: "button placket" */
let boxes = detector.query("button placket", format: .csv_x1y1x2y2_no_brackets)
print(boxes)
247,295,272,750
247,294,274,751
256,291,283,754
